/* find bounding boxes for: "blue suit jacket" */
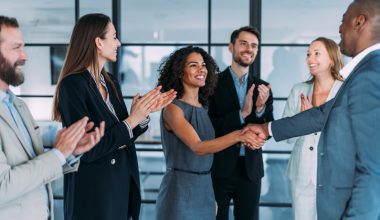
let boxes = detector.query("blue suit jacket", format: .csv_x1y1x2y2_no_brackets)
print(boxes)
272,50,380,220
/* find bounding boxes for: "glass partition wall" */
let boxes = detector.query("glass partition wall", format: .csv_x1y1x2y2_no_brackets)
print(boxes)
0,0,352,219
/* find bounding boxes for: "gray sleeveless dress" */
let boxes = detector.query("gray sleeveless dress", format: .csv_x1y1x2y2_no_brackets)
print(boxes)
156,99,216,220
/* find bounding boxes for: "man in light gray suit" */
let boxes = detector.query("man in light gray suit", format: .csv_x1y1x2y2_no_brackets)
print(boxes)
245,0,380,219
0,16,104,220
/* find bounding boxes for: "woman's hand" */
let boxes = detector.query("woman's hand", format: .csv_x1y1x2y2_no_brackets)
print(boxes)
239,129,266,150
300,93,313,112
150,89,177,113
127,87,161,128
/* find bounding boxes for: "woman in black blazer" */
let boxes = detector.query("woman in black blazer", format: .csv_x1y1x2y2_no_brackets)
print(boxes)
52,13,175,220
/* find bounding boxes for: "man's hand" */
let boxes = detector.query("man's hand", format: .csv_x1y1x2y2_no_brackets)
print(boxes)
241,84,255,118
240,129,266,150
54,117,89,158
243,123,269,140
256,84,271,112
72,121,105,156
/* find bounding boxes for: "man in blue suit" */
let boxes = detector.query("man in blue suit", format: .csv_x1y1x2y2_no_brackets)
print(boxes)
245,0,380,219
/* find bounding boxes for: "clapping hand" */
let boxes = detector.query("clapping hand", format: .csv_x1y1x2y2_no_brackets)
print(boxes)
54,117,105,158
127,86,177,128
73,121,105,156
150,88,177,113
256,84,271,112
241,84,255,118
300,93,313,112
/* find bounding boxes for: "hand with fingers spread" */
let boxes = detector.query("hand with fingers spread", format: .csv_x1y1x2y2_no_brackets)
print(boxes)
239,129,266,149
54,117,90,158
256,84,271,112
150,89,177,113
241,84,255,118
126,87,161,128
300,93,313,112
73,121,105,156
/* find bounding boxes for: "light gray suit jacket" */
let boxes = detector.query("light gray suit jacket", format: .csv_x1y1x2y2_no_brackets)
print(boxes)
272,50,380,220
283,80,342,186
0,96,77,220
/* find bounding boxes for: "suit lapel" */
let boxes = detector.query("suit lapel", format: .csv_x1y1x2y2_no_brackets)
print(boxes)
0,101,35,158
224,69,241,109
13,98,44,156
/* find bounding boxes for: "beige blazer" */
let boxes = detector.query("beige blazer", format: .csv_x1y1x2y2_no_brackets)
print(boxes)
282,80,343,186
0,96,77,220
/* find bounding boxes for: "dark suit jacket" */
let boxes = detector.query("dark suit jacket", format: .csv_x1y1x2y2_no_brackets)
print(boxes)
271,50,380,220
208,68,274,182
58,70,147,220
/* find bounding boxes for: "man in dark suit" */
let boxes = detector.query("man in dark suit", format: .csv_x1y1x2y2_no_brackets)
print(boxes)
208,26,274,220
246,0,380,219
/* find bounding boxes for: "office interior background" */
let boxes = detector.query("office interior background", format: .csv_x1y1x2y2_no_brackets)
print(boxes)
1,0,352,219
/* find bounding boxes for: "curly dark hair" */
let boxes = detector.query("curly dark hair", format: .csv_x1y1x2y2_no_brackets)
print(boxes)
157,46,219,106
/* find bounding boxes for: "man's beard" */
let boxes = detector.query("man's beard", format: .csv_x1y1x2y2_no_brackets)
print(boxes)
0,52,25,87
232,52,254,68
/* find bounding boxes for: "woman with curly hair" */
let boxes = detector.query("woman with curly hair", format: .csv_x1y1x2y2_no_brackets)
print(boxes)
155,46,264,220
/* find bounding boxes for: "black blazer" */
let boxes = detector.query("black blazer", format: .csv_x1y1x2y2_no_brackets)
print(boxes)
208,68,274,182
58,70,147,220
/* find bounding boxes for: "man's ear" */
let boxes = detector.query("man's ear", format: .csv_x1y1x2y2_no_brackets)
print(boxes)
95,37,103,49
228,43,233,53
354,14,367,30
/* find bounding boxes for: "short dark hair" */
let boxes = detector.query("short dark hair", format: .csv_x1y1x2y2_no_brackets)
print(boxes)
0,16,19,43
157,46,219,106
230,26,260,44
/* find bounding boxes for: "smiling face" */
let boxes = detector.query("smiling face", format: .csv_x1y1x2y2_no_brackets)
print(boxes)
0,26,27,87
97,22,121,63
306,40,333,77
181,52,208,89
229,31,259,67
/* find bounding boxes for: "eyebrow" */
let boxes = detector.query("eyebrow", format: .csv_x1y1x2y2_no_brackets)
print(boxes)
239,39,258,46
186,61,204,65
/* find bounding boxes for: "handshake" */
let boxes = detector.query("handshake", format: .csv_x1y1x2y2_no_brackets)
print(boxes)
239,123,270,150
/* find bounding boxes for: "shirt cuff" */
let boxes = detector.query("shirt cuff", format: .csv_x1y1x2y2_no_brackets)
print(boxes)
139,116,150,129
66,154,82,165
255,105,266,118
268,121,273,137
51,148,66,166
239,111,245,124
123,120,134,139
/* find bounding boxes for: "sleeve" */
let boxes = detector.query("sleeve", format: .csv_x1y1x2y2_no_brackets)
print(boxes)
0,147,62,205
282,85,301,144
342,68,380,219
58,76,139,162
271,99,333,142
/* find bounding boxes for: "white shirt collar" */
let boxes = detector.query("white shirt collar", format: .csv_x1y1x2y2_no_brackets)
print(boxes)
340,43,380,79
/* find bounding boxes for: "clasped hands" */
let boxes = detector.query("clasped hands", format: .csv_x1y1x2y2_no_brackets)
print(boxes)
239,123,270,150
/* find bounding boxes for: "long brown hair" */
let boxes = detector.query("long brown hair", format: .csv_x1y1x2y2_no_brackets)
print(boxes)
306,37,344,84
52,13,120,121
